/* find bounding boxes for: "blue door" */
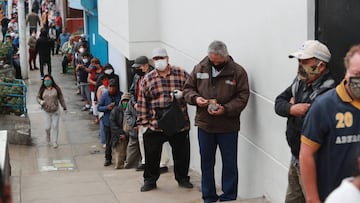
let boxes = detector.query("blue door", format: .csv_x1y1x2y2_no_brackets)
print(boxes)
87,14,108,65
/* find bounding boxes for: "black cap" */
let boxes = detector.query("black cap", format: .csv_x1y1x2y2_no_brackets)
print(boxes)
132,56,148,68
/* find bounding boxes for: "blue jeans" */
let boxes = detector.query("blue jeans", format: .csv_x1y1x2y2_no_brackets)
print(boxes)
198,128,238,202
99,117,106,144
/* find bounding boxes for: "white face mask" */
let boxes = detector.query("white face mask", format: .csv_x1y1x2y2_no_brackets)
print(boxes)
82,58,88,63
79,48,84,53
104,69,113,75
154,59,168,71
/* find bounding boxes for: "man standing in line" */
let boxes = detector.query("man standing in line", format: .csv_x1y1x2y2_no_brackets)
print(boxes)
130,56,169,173
300,44,360,203
183,40,250,202
137,47,193,192
275,40,335,203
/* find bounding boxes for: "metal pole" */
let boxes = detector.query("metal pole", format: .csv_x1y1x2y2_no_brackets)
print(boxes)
17,0,28,79
7,0,12,18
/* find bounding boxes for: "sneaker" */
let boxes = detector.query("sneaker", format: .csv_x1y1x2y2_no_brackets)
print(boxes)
81,106,90,111
159,166,169,174
140,183,157,192
178,181,194,189
136,164,146,171
53,143,58,149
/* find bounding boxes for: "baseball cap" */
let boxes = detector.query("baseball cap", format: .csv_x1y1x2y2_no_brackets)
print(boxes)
289,40,331,62
152,47,168,58
132,56,149,68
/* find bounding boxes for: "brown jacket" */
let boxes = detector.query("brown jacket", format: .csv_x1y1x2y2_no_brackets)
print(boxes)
184,56,250,133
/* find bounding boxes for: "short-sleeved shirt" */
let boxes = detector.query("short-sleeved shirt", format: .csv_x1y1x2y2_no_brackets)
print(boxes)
136,65,190,132
301,80,360,201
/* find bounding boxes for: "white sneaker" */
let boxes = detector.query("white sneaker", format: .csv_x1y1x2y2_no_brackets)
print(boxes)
53,143,58,149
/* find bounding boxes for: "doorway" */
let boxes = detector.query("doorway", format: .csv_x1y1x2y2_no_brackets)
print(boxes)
316,0,360,83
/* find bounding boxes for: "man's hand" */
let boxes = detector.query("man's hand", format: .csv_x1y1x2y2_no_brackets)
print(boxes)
120,134,126,140
208,104,225,116
39,100,45,106
107,102,115,110
290,103,310,117
196,97,209,107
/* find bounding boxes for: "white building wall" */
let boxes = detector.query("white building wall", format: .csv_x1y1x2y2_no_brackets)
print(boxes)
98,0,316,202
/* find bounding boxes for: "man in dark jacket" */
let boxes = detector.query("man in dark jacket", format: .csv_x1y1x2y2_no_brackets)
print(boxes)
35,29,52,79
183,40,250,203
98,79,122,167
129,55,168,172
274,40,335,203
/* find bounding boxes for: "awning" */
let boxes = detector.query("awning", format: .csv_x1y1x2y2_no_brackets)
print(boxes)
68,0,84,10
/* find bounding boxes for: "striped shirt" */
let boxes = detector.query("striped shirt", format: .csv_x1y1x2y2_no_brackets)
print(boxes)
137,65,190,132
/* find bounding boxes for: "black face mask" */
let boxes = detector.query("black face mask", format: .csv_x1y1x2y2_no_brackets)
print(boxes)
135,69,145,76
209,60,226,71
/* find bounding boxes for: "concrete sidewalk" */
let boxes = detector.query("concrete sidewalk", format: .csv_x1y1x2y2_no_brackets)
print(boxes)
8,54,269,203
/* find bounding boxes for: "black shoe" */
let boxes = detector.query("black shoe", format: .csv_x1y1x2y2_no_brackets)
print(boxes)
104,160,112,167
136,164,145,171
140,183,157,192
159,166,168,174
34,67,39,70
178,181,193,189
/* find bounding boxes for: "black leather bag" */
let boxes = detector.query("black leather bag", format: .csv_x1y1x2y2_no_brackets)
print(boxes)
156,98,186,136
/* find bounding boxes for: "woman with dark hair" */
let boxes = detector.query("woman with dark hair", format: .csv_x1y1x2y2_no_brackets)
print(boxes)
36,74,67,148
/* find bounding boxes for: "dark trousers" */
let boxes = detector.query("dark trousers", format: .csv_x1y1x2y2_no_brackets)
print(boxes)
104,125,112,161
29,26,37,35
28,48,37,70
143,129,190,185
198,128,239,202
39,59,51,77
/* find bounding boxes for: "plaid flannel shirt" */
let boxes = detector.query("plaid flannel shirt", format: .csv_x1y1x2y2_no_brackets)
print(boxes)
136,65,190,132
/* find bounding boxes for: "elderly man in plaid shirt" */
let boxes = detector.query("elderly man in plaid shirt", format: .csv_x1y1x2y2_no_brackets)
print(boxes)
136,47,194,192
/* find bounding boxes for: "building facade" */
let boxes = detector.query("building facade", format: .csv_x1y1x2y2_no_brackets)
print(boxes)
97,1,316,202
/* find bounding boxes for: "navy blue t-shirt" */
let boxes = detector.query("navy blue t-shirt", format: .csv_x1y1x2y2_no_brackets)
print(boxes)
301,81,360,201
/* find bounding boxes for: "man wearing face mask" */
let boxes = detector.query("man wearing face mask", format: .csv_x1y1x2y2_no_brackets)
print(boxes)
129,56,169,172
299,44,360,203
137,47,193,192
183,40,250,202
275,40,335,203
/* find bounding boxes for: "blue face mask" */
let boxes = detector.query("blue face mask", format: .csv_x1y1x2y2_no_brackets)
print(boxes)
44,80,52,87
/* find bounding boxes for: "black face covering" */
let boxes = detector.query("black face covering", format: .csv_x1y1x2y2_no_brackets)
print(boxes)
135,69,145,76
209,60,226,71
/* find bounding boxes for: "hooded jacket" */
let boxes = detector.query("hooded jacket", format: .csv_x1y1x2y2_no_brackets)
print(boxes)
183,56,250,133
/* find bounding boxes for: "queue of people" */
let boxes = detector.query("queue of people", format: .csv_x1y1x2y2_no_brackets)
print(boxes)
7,2,359,200
32,37,359,203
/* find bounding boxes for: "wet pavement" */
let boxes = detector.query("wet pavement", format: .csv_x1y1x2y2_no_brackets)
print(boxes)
8,54,269,203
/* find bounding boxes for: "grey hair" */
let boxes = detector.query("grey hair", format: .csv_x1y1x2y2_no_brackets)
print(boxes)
208,40,229,58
